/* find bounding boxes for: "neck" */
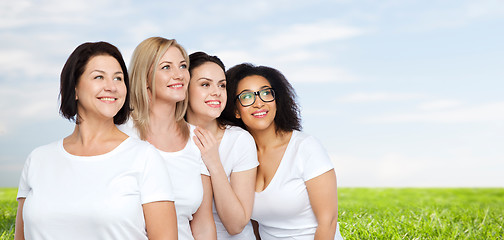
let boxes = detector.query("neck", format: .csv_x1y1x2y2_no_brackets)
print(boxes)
186,112,220,136
69,117,120,146
148,99,180,133
249,125,292,152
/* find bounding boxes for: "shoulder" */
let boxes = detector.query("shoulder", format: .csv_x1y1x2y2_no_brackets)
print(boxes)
23,140,63,169
30,140,62,157
117,118,140,139
125,137,150,148
225,125,254,141
290,131,330,162
290,131,334,180
123,137,159,154
290,131,321,149
222,126,256,152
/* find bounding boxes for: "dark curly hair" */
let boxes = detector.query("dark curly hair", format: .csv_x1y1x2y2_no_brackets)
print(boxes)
221,63,301,132
59,41,131,124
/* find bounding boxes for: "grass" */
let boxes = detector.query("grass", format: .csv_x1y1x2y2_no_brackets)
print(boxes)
0,188,502,239
0,188,17,240
338,188,504,239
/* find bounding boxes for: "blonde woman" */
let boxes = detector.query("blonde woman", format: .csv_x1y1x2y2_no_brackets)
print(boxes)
186,52,258,239
119,37,216,240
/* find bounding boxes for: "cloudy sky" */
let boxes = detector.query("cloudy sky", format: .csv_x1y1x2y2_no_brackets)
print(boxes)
1,0,503,187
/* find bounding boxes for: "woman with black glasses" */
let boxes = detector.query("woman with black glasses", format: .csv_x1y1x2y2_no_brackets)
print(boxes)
221,63,344,240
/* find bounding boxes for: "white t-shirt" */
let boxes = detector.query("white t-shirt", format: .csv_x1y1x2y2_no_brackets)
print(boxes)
213,126,259,239
119,121,210,240
251,131,344,240
17,137,174,240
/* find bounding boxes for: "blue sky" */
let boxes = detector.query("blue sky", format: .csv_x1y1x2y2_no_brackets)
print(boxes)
1,0,503,187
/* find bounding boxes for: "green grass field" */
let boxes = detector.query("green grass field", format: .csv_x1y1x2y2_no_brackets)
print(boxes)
1,188,502,239
0,188,17,239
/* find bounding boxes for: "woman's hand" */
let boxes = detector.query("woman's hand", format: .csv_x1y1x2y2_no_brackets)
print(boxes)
193,127,221,170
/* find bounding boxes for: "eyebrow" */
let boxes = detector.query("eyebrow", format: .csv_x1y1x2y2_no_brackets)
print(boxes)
159,60,187,66
90,70,123,75
197,78,226,82
237,85,270,94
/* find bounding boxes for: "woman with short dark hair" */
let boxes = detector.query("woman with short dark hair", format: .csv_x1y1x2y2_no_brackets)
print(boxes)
222,63,344,240
14,41,177,240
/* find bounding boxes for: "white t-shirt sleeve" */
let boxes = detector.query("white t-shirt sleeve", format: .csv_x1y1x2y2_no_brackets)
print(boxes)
17,152,33,199
300,136,334,181
139,145,175,204
232,131,259,173
200,159,210,176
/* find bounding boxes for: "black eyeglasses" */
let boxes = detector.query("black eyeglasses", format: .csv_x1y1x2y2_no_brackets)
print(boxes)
236,88,276,107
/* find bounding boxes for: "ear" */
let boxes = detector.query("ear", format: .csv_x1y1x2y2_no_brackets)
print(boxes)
235,109,241,119
75,88,78,100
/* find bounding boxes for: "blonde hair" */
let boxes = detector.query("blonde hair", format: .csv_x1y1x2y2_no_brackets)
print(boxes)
129,37,190,140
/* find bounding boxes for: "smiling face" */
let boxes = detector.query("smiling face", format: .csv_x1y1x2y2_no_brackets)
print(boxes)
235,75,277,133
151,46,190,103
187,62,227,122
75,55,126,122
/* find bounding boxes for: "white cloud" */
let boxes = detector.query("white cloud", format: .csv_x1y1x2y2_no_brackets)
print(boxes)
0,164,23,171
260,21,366,50
330,151,504,187
404,0,504,32
367,101,504,123
337,92,424,103
0,0,84,28
125,20,163,44
272,50,327,63
417,99,462,111
0,122,6,136
216,50,262,68
0,49,62,78
208,1,274,22
0,0,131,29
464,0,504,19
0,82,60,135
286,66,358,83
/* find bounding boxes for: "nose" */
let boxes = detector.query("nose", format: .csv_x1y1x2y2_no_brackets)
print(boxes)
210,85,221,96
104,77,118,92
173,67,184,80
252,94,264,108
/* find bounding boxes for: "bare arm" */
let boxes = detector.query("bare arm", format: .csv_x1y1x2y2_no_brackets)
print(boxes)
143,201,178,240
305,170,338,240
193,127,256,235
190,175,217,240
14,198,25,240
217,169,256,234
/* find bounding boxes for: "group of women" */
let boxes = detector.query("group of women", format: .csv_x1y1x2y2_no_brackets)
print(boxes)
14,37,344,240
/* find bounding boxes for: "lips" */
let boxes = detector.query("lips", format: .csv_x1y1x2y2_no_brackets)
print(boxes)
252,109,268,118
168,83,184,89
98,97,117,102
205,100,221,108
